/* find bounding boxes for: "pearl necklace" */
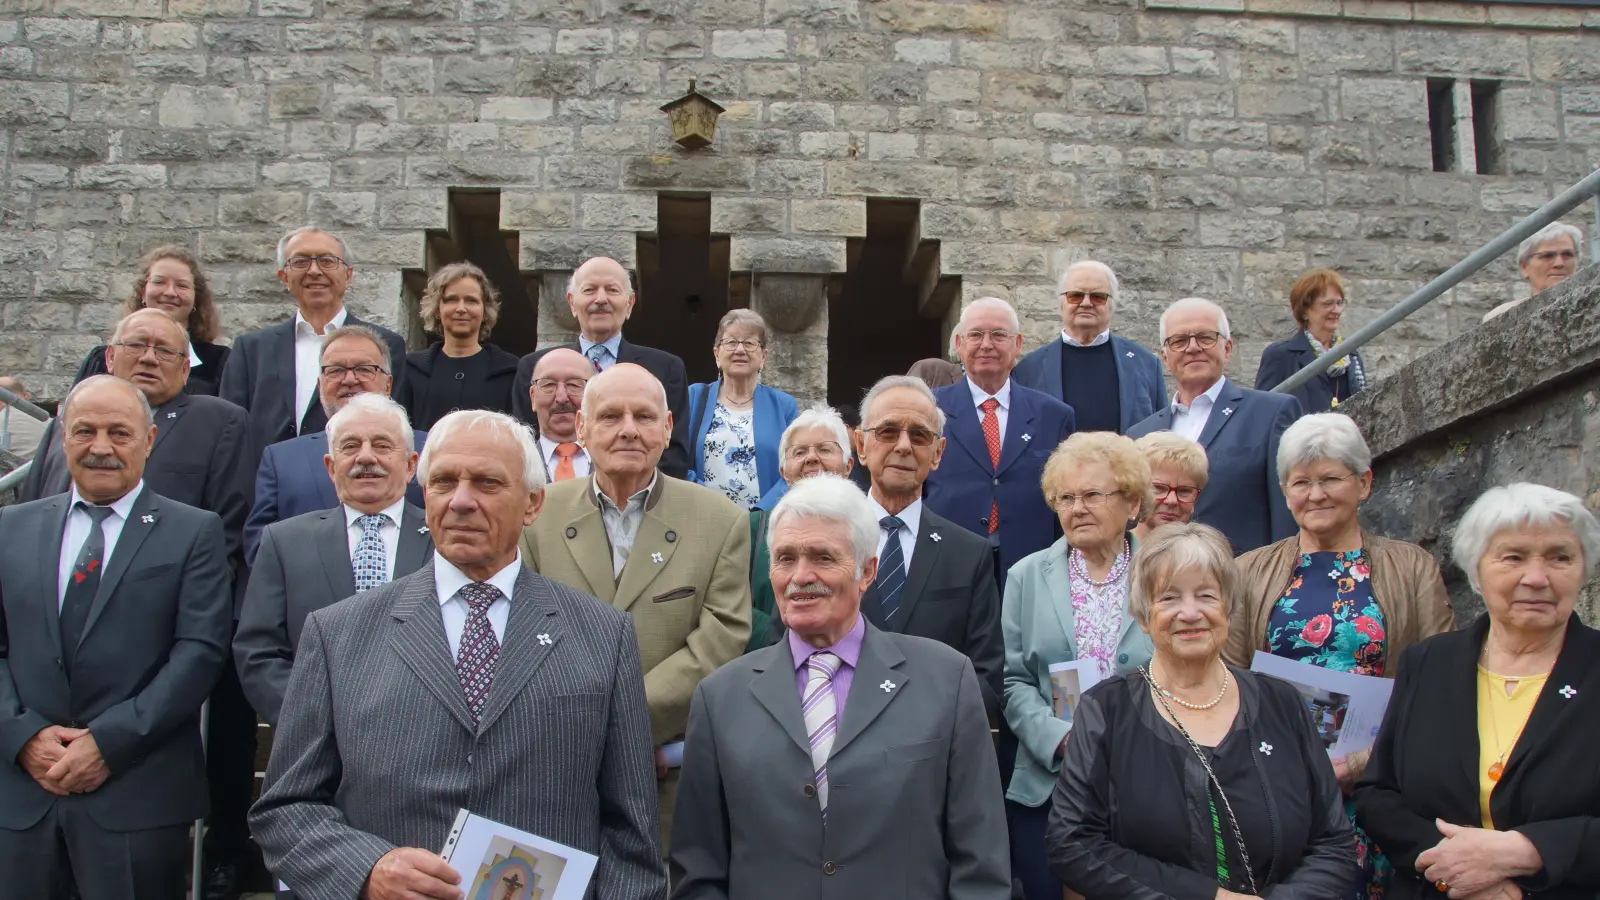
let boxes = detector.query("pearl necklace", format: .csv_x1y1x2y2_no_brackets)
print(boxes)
1068,538,1130,588
1145,660,1232,711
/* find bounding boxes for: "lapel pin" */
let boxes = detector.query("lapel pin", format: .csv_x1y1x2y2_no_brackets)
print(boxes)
1258,741,1273,756
1222,408,1234,417
166,411,177,419
537,633,553,646
651,551,664,564
1021,433,1032,443
879,680,896,693
1126,350,1135,358
1560,684,1577,699
929,532,942,542
140,514,155,524
418,526,429,534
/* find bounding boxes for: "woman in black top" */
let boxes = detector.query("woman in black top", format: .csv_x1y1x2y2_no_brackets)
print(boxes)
1253,269,1367,413
1048,523,1357,900
398,261,520,430
74,245,230,395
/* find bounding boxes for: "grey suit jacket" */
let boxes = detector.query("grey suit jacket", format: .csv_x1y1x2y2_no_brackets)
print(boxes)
250,562,668,900
670,623,1010,900
0,488,232,831
233,502,433,726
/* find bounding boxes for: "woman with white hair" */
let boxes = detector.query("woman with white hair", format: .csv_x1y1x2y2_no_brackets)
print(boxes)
1230,413,1453,898
1483,221,1585,322
1354,484,1600,900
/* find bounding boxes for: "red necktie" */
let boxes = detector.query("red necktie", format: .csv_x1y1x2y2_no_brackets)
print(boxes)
980,398,1001,534
553,443,579,481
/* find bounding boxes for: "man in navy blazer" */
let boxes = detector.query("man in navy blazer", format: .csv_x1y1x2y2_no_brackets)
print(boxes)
1013,260,1165,434
1127,297,1303,555
925,298,1075,584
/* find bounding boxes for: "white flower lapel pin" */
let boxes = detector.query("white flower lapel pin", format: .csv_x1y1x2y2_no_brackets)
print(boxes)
929,532,942,542
651,551,664,564
1560,684,1577,699
1258,741,1273,756
537,633,553,646
166,411,178,419
418,526,429,534
1021,433,1032,443
879,680,896,693
1221,408,1234,417
1126,350,1135,358
140,514,155,524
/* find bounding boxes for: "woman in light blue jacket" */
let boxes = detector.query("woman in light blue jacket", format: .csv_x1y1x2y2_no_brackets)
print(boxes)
687,309,798,510
1002,432,1155,900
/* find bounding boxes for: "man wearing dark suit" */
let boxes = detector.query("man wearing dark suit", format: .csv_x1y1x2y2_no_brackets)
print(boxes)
1127,297,1303,555
0,376,232,900
235,394,433,727
244,324,425,566
1012,260,1166,434
848,375,1002,720
510,256,691,478
671,474,1009,900
925,297,1076,585
251,409,667,900
219,227,407,473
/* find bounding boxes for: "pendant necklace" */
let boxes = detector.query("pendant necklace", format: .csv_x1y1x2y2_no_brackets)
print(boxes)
1483,670,1538,782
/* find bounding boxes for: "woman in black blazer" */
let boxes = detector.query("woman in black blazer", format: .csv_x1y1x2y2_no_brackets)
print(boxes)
1254,268,1366,412
1354,483,1600,900
74,245,230,395
397,261,520,430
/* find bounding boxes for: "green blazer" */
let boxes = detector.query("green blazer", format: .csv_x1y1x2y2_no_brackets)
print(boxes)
1001,535,1153,808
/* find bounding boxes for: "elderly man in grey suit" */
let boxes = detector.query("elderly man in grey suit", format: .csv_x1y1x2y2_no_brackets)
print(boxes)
670,474,1009,900
234,393,433,727
251,409,667,900
0,376,233,899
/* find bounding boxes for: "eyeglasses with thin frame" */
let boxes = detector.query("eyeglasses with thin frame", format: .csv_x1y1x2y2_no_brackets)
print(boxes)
112,340,183,364
319,363,386,381
1062,291,1112,307
859,424,939,447
1051,490,1122,511
1311,296,1347,311
1152,482,1200,503
1530,250,1577,264
786,441,844,462
961,329,1015,345
285,255,348,272
1162,331,1223,352
533,378,588,396
716,338,763,353
1285,472,1359,497
147,275,195,295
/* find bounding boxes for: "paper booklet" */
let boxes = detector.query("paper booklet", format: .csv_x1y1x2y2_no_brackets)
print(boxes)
1250,651,1395,758
1048,658,1107,721
440,809,599,900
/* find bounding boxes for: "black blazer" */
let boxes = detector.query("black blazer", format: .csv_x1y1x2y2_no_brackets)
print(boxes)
396,341,520,431
1354,614,1600,900
1253,331,1363,414
74,339,232,397
512,339,692,479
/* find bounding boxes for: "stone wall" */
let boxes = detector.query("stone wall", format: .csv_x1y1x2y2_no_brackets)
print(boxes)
1350,265,1600,625
0,0,1596,405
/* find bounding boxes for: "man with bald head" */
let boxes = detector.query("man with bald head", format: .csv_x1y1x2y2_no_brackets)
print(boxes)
529,347,593,482
511,256,692,478
0,375,233,899
521,362,750,849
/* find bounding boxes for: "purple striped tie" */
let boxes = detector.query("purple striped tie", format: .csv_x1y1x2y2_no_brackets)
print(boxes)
803,651,841,818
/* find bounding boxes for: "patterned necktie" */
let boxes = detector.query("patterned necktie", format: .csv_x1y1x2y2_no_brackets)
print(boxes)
553,442,580,481
60,504,115,676
585,344,607,372
874,516,906,623
352,513,389,592
803,651,841,819
455,582,503,722
980,397,1002,534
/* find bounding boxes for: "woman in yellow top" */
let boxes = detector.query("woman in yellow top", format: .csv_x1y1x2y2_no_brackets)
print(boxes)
1354,483,1600,900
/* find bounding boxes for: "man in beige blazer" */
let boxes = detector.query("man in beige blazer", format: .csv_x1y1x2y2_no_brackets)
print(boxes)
521,363,751,848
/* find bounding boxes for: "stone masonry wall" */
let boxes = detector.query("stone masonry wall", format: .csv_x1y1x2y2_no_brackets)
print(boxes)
0,0,1596,405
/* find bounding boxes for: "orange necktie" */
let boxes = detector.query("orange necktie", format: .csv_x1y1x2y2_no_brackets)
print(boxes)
980,398,1001,533
553,442,580,481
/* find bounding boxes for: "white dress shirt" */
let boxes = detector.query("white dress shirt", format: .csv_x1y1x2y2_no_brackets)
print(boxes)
966,377,1011,453
538,434,591,480
343,498,406,585
1061,328,1111,348
867,494,922,571
434,550,522,659
57,481,144,610
293,306,349,433
1170,376,1229,443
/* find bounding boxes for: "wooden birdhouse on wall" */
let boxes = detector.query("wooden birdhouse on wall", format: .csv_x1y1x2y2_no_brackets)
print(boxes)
660,80,726,150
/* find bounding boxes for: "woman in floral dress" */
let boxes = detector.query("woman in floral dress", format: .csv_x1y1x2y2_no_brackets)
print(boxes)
1229,414,1456,900
686,309,798,509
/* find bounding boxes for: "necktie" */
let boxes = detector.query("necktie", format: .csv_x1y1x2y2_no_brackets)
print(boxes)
352,513,389,592
455,582,503,722
585,344,607,372
802,651,841,819
980,397,1001,534
553,442,580,481
874,516,906,623
61,504,115,677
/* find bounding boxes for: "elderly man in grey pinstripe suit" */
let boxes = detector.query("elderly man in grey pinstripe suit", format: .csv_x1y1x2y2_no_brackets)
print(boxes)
251,410,668,900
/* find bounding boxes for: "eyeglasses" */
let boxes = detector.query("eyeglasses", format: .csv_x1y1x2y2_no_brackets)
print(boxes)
961,329,1015,345
1163,331,1223,352
112,340,183,364
859,424,939,447
533,378,588,396
1285,472,1359,497
285,255,348,272
1530,250,1577,264
716,338,763,353
786,441,843,462
1152,482,1200,503
319,363,386,381
1051,490,1122,510
147,275,195,295
1311,297,1347,311
1062,290,1112,307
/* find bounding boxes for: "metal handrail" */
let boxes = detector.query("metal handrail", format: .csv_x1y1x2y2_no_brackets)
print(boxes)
1272,167,1600,397
0,384,48,494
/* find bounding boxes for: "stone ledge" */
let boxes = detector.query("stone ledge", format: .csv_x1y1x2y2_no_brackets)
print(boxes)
1343,264,1600,460
1145,0,1595,28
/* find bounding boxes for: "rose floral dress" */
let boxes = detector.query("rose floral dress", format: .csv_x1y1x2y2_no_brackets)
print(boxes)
1266,549,1389,900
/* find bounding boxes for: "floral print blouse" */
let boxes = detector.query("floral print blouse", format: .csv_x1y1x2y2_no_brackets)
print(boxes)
701,404,761,509
1267,549,1386,676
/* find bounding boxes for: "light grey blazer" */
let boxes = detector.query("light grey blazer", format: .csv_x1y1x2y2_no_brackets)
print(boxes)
1001,537,1153,807
249,562,669,900
670,622,1010,900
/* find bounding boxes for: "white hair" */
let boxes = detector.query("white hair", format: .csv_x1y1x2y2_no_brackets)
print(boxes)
767,473,879,579
778,403,854,463
956,296,1021,334
566,257,634,297
1276,413,1372,484
325,392,414,457
276,226,352,268
418,409,546,494
1517,222,1584,266
113,308,191,352
579,364,669,421
1057,259,1122,308
1159,296,1232,344
61,374,154,428
859,374,947,432
1452,483,1600,593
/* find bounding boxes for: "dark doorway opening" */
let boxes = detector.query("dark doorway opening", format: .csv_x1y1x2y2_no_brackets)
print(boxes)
402,189,539,356
827,198,956,410
634,193,731,386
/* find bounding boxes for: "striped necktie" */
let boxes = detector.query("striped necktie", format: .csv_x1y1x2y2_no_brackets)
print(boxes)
803,651,841,819
874,516,906,622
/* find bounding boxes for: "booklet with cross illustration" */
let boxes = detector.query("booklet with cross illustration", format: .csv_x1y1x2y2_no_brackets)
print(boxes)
440,809,599,900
